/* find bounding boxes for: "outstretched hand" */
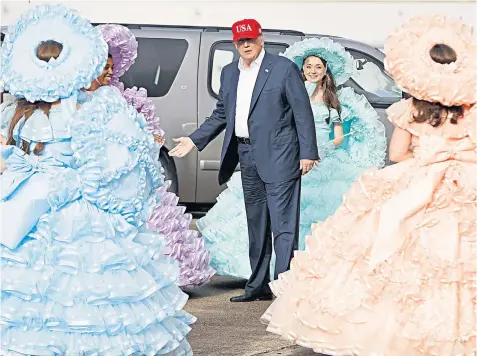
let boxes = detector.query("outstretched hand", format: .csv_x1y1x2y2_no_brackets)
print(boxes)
168,137,196,158
300,159,316,175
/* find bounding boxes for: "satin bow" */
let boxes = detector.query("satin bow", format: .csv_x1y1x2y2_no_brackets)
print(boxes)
12,109,72,144
14,110,54,143
415,135,476,166
9,94,77,144
368,135,476,271
1,145,66,200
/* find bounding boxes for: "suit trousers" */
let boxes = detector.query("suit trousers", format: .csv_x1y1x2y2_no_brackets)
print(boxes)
237,142,301,295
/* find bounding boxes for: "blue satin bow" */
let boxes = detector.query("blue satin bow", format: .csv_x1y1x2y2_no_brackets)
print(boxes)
11,109,72,144
1,145,67,201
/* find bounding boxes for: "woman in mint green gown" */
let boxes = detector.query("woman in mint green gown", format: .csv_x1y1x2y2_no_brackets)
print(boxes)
197,37,387,279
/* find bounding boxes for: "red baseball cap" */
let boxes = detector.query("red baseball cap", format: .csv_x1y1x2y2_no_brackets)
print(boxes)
232,19,262,42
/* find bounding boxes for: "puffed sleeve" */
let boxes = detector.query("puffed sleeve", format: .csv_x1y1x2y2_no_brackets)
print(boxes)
56,86,163,225
336,87,387,168
1,101,18,140
120,86,165,145
385,98,423,135
329,108,342,124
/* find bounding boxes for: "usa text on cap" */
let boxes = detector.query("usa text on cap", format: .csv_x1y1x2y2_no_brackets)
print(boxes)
232,19,262,42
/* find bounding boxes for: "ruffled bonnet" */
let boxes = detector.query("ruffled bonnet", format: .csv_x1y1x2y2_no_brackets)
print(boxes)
385,15,476,106
96,25,164,143
96,24,138,86
280,37,354,86
0,4,108,103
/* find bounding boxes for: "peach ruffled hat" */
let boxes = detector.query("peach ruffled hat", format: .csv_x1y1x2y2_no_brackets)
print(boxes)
384,15,477,106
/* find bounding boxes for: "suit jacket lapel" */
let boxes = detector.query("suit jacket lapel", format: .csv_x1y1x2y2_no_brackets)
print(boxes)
248,53,274,117
229,64,240,125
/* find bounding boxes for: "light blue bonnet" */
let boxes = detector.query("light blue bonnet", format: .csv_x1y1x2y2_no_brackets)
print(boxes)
0,4,108,103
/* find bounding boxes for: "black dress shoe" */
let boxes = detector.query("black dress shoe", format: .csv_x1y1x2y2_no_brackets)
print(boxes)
229,292,273,302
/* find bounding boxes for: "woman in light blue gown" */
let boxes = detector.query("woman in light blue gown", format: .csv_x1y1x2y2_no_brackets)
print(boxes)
197,37,388,279
0,5,194,355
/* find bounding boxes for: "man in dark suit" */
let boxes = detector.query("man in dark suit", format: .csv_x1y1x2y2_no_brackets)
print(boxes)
169,19,319,302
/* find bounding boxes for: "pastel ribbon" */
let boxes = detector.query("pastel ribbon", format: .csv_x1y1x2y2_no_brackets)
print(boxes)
1,145,67,200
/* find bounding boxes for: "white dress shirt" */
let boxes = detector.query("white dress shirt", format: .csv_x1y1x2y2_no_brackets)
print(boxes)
234,48,265,138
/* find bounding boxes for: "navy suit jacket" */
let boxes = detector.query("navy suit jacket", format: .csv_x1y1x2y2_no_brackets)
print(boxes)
189,52,319,185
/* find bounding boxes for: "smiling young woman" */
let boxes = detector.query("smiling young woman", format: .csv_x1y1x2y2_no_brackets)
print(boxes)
85,54,114,92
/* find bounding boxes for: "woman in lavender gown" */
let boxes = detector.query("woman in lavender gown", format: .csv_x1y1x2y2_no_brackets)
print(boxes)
79,24,215,288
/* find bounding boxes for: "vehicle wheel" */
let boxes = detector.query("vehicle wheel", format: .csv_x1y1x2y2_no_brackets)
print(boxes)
159,149,179,195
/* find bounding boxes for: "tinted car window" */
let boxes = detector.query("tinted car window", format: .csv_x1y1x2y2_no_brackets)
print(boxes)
121,38,188,97
209,41,288,98
345,49,401,99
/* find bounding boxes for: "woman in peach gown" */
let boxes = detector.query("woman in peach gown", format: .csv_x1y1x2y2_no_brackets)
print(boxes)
261,15,477,356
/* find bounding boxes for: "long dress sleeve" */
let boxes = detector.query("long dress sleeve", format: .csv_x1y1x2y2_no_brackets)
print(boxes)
63,86,163,226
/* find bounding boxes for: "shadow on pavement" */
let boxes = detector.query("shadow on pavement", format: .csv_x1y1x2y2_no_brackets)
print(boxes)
183,276,248,299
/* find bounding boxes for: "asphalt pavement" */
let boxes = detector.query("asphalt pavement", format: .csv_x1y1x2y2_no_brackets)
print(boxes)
182,219,319,356
183,276,317,356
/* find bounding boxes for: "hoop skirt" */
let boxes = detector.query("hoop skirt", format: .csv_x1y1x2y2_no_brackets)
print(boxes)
197,87,387,279
0,87,195,355
261,99,477,356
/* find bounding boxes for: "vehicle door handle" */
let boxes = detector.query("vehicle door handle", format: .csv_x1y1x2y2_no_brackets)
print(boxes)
200,160,241,171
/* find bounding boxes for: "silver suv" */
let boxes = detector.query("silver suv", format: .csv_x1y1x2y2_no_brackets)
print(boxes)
1,25,403,206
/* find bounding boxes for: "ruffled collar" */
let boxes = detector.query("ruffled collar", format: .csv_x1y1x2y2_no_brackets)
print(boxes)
78,88,149,129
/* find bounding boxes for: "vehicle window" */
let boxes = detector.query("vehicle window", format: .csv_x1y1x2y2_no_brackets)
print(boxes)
211,49,234,95
209,41,288,98
121,38,188,97
345,49,401,98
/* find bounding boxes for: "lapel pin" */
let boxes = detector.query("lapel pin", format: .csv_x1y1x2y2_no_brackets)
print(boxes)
265,69,269,73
